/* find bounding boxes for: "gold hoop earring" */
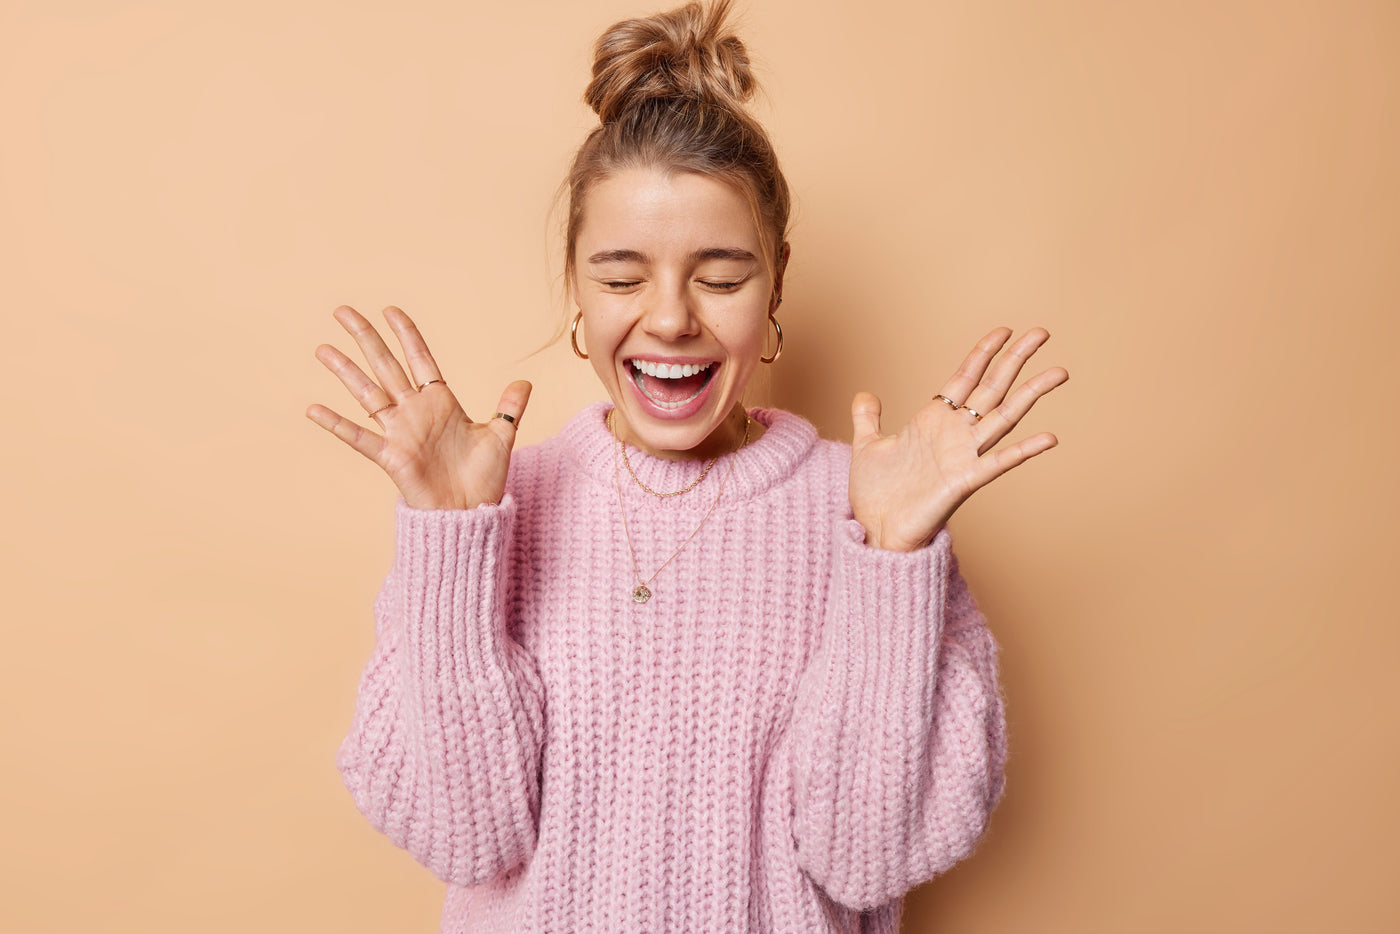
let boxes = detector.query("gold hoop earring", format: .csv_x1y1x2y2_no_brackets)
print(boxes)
570,311,588,360
760,312,783,364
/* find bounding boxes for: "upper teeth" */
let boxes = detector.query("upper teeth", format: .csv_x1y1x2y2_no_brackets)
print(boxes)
632,360,712,379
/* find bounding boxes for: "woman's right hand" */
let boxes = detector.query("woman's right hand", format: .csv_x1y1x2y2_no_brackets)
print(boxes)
306,305,532,511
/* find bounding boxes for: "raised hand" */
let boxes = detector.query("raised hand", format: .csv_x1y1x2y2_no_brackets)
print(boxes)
848,327,1068,551
306,305,532,511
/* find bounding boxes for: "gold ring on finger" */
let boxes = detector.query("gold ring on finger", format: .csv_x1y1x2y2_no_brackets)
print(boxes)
934,394,960,409
368,402,396,419
492,411,517,425
960,405,983,421
417,378,445,391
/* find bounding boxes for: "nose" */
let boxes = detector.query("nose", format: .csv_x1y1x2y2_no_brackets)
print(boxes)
640,279,701,342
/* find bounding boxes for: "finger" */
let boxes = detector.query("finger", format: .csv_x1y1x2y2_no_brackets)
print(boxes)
850,391,883,452
937,327,1013,406
976,431,1059,486
333,305,416,400
974,366,1068,454
486,380,533,446
305,403,387,463
315,342,395,416
963,327,1050,413
383,305,446,389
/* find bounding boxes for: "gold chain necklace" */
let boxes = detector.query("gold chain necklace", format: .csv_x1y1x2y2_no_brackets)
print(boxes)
610,410,751,604
621,440,718,496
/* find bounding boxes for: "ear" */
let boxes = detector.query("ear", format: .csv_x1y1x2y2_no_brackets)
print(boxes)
772,242,791,310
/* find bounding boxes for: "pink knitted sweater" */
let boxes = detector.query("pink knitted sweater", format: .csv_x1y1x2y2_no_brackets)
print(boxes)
338,402,1007,933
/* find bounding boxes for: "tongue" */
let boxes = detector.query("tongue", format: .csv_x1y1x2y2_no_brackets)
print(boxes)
642,371,707,403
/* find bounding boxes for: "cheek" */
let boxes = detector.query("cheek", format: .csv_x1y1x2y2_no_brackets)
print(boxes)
724,307,773,361
590,355,621,396
579,307,630,379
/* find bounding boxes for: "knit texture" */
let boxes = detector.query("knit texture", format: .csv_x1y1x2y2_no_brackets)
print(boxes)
337,402,1007,933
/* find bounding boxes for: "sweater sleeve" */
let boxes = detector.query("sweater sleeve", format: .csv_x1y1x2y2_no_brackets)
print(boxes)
789,518,1007,910
336,494,546,886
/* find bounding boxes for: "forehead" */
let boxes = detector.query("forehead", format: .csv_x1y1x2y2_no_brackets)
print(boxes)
576,168,760,256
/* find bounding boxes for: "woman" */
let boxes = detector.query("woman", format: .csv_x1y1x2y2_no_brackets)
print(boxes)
307,2,1067,931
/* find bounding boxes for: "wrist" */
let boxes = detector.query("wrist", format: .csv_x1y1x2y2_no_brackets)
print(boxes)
855,510,949,551
862,529,936,552
402,482,504,511
856,517,915,552
403,495,493,511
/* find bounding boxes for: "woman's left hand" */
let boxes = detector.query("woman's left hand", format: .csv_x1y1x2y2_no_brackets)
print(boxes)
849,326,1069,551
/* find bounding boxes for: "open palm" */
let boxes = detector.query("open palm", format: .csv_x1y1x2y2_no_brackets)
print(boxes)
306,305,532,511
849,327,1068,551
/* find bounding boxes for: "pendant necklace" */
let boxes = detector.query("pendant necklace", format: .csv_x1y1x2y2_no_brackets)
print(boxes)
609,408,750,604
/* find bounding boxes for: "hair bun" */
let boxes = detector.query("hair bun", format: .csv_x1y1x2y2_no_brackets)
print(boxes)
585,0,755,124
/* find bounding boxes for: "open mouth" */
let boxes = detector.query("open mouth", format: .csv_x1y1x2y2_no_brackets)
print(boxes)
627,359,718,409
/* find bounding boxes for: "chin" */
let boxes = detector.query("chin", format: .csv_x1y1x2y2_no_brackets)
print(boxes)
624,402,731,453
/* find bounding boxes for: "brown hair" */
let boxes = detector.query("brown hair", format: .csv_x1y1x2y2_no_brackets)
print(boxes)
562,0,791,293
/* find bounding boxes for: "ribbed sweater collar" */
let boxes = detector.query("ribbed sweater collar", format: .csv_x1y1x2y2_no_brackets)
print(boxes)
561,401,819,508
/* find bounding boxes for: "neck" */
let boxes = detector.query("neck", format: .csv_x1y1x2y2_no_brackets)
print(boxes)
609,404,753,461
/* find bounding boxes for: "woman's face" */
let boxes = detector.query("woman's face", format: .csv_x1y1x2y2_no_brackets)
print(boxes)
572,167,783,459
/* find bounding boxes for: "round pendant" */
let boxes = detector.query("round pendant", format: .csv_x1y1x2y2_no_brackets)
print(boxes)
631,584,652,604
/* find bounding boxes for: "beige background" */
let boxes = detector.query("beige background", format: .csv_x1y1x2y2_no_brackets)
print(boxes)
3,0,1397,931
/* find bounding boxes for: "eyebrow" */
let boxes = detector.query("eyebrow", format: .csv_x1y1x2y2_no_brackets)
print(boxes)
587,247,757,265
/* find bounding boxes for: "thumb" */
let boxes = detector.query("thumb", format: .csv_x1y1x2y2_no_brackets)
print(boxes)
488,379,533,446
850,391,883,451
